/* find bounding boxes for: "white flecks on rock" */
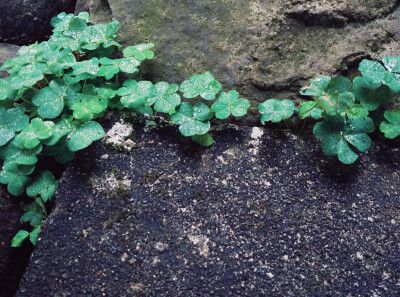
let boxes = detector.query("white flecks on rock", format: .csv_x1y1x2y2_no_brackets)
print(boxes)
188,234,210,257
249,127,264,156
105,121,134,151
155,242,168,252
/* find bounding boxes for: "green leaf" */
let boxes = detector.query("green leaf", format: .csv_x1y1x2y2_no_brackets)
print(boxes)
80,22,122,50
11,230,30,247
150,82,181,113
171,102,211,136
43,136,75,164
0,140,42,165
191,133,214,147
0,161,34,195
0,106,29,146
313,116,375,164
299,101,323,119
352,77,391,111
379,110,400,139
42,118,72,146
316,91,355,116
66,121,105,151
72,58,100,76
382,56,400,74
26,171,58,203
15,118,55,149
20,198,44,228
383,72,400,93
0,78,17,101
359,59,386,85
347,104,369,119
32,79,67,119
123,43,155,60
300,75,331,97
180,72,222,100
117,80,157,112
29,225,41,245
119,57,140,74
211,90,250,119
258,99,298,124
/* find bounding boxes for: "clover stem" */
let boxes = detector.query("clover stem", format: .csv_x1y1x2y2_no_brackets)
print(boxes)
299,103,317,119
129,73,133,80
115,73,119,84
83,78,87,88
19,96,35,107
283,120,289,130
43,76,50,86
299,118,308,135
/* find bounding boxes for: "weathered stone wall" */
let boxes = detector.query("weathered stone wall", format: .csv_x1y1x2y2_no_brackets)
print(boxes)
77,0,400,124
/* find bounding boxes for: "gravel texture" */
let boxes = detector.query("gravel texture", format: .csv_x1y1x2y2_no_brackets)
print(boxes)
17,115,400,296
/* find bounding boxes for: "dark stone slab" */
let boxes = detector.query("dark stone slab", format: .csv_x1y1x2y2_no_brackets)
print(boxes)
17,115,400,296
0,0,76,45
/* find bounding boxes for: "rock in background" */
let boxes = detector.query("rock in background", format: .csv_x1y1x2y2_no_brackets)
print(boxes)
0,43,20,78
77,0,400,124
0,0,76,45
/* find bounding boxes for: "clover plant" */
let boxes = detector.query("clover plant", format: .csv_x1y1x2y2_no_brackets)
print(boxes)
259,56,400,164
0,12,250,246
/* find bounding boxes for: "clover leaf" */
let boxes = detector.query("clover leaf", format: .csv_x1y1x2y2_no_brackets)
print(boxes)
211,90,250,119
0,161,34,196
117,80,157,112
15,118,55,149
379,110,400,139
0,140,42,165
259,99,298,124
0,106,29,146
20,198,45,228
43,136,75,164
32,79,68,119
26,170,58,203
29,225,41,245
358,60,386,85
80,21,121,50
313,116,375,164
352,77,391,111
148,82,181,114
191,133,214,147
359,58,400,92
299,101,323,119
72,58,100,76
300,75,331,97
11,230,30,247
0,78,17,101
42,117,72,146
346,104,369,119
171,102,211,136
180,72,222,100
300,76,354,116
123,43,155,61
66,121,105,151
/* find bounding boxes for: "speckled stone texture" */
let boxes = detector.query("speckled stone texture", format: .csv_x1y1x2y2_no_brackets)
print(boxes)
0,43,20,78
0,0,76,45
16,114,400,296
77,0,400,124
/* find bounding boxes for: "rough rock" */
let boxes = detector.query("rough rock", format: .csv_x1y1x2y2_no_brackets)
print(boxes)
0,43,20,78
0,0,76,45
77,0,400,124
0,185,33,297
17,114,400,296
